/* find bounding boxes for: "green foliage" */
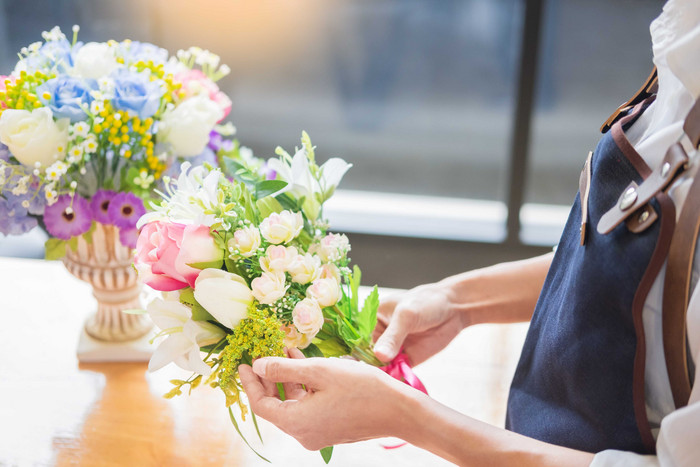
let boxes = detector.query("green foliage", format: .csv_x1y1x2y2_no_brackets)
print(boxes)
179,288,216,322
44,238,66,260
320,446,334,464
187,259,224,270
300,343,325,358
255,180,288,199
357,286,379,341
256,196,284,219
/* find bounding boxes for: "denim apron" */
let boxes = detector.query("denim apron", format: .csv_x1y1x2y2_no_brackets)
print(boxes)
506,100,675,454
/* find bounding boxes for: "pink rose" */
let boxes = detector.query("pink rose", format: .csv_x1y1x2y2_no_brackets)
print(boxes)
135,221,224,291
174,70,231,121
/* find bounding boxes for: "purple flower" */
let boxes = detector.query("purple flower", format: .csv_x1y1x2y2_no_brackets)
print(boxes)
208,131,234,153
90,189,117,225
118,227,139,249
0,143,10,161
44,194,92,240
0,198,38,235
108,192,145,229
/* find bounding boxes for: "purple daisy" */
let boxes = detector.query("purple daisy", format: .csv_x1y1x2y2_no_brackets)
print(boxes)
118,227,139,249
108,192,146,230
44,194,93,240
90,189,117,225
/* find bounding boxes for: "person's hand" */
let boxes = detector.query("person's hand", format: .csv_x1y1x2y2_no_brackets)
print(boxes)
373,282,466,365
239,348,411,451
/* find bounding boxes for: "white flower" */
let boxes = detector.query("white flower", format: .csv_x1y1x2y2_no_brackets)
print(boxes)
313,233,351,263
288,253,321,285
68,145,84,162
90,100,105,115
318,263,341,282
11,175,30,196
0,108,69,167
137,162,221,228
45,161,68,181
251,271,288,305
259,210,303,245
281,323,313,349
74,42,120,79
83,136,98,154
229,225,261,258
267,148,352,202
71,121,90,138
306,277,341,308
159,95,223,157
292,298,324,336
133,169,154,189
259,245,297,273
193,269,253,330
147,295,225,376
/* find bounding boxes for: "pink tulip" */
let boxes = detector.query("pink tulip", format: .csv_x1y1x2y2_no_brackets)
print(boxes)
135,221,224,291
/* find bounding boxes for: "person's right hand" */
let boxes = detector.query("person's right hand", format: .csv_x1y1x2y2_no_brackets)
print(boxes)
373,282,467,365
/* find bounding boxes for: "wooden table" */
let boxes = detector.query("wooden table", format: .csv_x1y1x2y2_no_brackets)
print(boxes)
0,257,528,466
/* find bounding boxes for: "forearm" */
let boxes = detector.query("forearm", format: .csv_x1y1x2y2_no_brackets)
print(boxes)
390,384,593,467
439,252,553,327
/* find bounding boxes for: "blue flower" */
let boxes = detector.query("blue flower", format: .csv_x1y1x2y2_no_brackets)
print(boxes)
24,38,79,73
0,197,38,236
120,41,169,65
110,69,164,120
0,143,10,162
37,75,97,123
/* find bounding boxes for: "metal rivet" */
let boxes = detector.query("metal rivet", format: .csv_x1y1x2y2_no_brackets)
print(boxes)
619,186,638,210
661,162,671,177
638,210,649,223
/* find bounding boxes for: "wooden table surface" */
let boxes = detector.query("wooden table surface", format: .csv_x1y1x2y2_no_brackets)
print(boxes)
0,257,529,466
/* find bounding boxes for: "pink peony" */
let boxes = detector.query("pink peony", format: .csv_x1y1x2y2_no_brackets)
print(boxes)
134,221,224,291
174,70,231,121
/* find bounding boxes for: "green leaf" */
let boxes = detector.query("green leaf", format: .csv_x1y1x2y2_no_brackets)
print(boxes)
67,236,79,253
300,343,324,358
224,258,247,280
277,382,286,401
82,222,97,245
357,286,379,340
250,410,264,444
44,238,66,260
312,338,349,358
350,265,362,319
320,446,334,464
179,288,215,322
228,407,270,463
255,180,288,199
256,196,284,219
187,259,224,270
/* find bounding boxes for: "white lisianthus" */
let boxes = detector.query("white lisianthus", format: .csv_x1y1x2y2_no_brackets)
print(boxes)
0,108,69,167
74,42,120,79
251,270,288,305
259,210,303,245
193,268,253,330
292,298,324,336
288,253,321,285
147,295,225,376
259,245,297,273
306,277,341,308
229,225,261,258
159,95,223,157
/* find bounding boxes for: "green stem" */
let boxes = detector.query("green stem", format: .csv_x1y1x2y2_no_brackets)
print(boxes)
350,342,384,367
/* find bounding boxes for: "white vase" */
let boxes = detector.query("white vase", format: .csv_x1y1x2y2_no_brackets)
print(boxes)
62,222,152,343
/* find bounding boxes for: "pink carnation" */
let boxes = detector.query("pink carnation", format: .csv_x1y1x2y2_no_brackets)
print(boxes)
134,221,224,291
175,70,231,121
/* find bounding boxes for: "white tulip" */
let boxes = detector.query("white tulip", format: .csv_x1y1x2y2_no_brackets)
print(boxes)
193,268,253,329
0,108,69,167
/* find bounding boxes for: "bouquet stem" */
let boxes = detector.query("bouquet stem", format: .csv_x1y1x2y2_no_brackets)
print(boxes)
350,343,384,367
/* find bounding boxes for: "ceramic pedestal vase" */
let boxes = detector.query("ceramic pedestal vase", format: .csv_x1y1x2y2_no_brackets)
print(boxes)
62,223,153,362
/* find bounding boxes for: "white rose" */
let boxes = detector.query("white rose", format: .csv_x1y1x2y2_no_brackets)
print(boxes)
159,95,223,157
0,108,69,167
314,233,351,263
74,42,119,79
292,298,324,336
251,271,288,305
288,253,321,285
260,245,297,273
318,263,341,282
193,269,253,329
281,323,313,349
259,210,303,245
229,226,261,258
306,278,341,308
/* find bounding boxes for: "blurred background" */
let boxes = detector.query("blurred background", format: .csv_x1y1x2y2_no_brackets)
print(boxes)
0,0,664,287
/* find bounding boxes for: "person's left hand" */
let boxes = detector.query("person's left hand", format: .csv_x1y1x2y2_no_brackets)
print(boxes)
239,348,412,451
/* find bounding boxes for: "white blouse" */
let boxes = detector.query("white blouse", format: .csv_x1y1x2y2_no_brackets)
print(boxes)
591,0,700,465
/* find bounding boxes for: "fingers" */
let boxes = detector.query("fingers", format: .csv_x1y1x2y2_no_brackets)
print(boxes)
239,364,288,424
373,308,411,362
252,356,323,388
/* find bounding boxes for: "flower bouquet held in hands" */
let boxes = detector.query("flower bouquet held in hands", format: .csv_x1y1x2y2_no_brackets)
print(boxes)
136,133,404,462
0,26,234,350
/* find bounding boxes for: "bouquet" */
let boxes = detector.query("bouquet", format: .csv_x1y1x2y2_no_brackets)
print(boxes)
0,25,232,256
135,133,387,462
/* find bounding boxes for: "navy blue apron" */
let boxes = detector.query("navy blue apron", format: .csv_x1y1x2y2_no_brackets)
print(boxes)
506,100,675,454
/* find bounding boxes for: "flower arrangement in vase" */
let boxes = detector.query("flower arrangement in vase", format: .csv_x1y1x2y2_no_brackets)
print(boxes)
0,26,234,359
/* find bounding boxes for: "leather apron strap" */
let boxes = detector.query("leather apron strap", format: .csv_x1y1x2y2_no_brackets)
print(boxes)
663,97,700,409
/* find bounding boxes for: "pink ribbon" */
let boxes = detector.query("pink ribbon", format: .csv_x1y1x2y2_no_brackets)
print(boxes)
380,352,428,449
